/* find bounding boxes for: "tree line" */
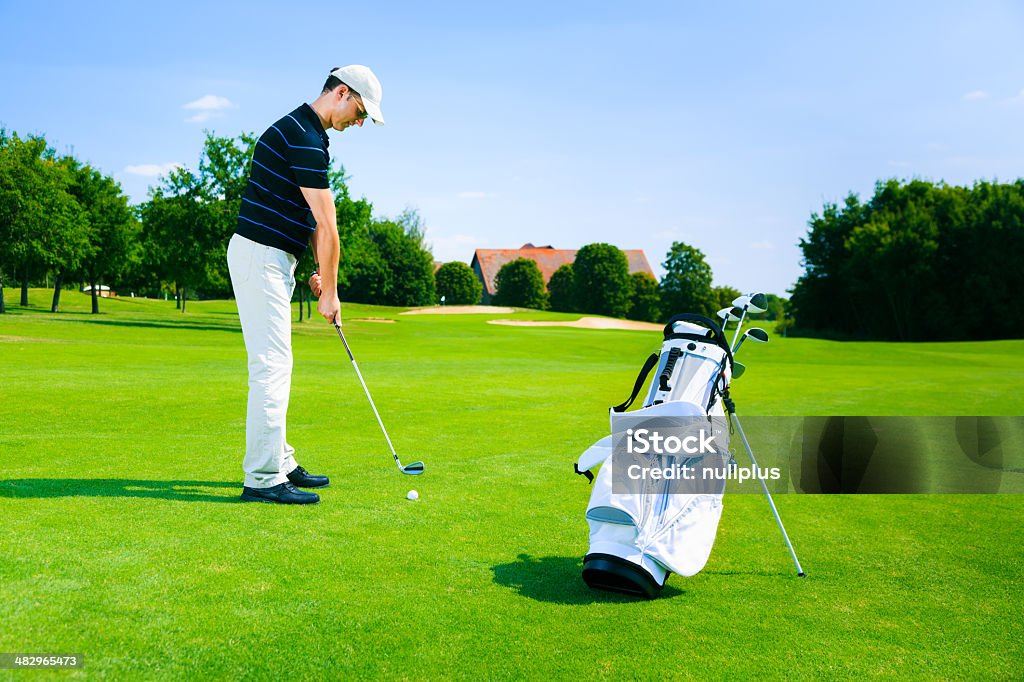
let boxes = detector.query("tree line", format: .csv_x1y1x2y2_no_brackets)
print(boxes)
4,126,801,326
791,178,1024,341
0,128,436,315
440,241,783,325
1,125,773,324
0,129,136,314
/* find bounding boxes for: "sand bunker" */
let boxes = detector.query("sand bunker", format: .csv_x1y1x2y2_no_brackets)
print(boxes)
401,305,516,315
349,318,396,323
488,317,660,331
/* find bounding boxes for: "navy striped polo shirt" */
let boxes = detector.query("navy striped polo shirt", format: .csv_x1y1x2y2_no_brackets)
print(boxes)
235,103,330,256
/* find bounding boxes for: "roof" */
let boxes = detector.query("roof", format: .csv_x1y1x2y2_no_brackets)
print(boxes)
471,246,655,297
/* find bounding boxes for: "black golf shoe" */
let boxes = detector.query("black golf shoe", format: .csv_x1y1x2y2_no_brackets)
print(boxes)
287,465,330,489
240,481,320,505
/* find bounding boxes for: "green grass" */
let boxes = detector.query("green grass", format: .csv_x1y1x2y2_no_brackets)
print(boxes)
1,289,1022,679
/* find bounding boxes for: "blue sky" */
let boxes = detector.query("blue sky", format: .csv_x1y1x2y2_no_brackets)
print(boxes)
2,1,1022,295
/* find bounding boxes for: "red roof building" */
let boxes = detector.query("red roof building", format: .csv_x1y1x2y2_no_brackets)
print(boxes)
470,244,655,304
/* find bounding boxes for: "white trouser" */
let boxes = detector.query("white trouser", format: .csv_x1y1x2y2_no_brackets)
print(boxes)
227,233,299,488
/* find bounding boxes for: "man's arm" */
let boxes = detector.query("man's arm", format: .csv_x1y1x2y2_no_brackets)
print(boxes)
300,186,341,324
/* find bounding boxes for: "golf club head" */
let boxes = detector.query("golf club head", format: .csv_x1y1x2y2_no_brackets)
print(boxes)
748,292,768,313
731,292,768,313
732,361,746,378
717,307,741,332
401,461,426,475
747,327,770,343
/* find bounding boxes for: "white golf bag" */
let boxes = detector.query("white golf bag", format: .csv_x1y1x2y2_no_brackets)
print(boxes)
575,314,736,598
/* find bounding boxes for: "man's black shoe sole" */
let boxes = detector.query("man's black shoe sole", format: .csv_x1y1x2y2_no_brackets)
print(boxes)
240,492,320,505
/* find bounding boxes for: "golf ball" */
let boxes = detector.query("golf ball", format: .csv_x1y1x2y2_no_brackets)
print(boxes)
406,489,419,501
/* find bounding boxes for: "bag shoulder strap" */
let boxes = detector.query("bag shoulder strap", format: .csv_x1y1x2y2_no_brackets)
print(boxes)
611,351,660,413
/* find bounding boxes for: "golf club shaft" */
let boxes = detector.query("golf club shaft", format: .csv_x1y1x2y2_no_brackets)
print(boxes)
730,413,805,576
731,306,749,349
333,322,402,466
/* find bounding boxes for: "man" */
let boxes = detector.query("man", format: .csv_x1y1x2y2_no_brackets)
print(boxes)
227,65,385,504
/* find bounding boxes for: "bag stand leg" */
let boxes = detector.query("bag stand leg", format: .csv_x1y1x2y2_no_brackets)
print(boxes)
730,412,806,577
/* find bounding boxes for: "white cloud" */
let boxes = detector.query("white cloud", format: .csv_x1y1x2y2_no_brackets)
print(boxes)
457,191,495,199
925,142,949,152
963,90,990,101
122,162,182,177
183,95,234,111
750,240,775,251
183,95,234,124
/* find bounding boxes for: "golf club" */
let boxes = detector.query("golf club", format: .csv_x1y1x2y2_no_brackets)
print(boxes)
716,307,731,331
729,412,805,577
716,307,743,334
733,327,769,355
730,292,768,348
332,320,425,476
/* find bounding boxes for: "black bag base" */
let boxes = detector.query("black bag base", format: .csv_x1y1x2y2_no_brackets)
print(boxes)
582,553,666,599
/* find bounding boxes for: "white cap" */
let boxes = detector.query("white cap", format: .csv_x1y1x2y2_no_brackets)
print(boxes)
330,65,384,126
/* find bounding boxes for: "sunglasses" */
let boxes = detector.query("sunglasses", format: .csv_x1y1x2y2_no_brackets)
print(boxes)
351,94,368,120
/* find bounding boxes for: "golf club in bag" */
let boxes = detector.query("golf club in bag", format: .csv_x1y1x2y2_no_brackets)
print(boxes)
574,306,802,598
332,320,425,476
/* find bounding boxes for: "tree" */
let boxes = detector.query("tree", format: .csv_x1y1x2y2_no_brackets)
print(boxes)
344,246,391,305
842,182,940,341
493,258,548,309
628,271,661,322
712,285,742,312
330,163,375,299
659,241,715,317
62,160,138,313
572,243,632,318
0,130,88,310
292,160,373,320
547,263,576,312
788,179,1024,340
138,167,219,312
36,158,90,312
198,132,257,299
435,261,481,305
369,215,436,306
760,293,787,322
340,208,435,307
959,180,1024,339
790,193,869,336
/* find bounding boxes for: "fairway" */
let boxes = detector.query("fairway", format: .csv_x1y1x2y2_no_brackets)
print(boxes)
1,290,1022,679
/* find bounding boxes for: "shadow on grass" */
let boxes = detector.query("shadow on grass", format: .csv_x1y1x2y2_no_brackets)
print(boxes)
0,479,242,503
491,553,684,604
73,318,241,334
